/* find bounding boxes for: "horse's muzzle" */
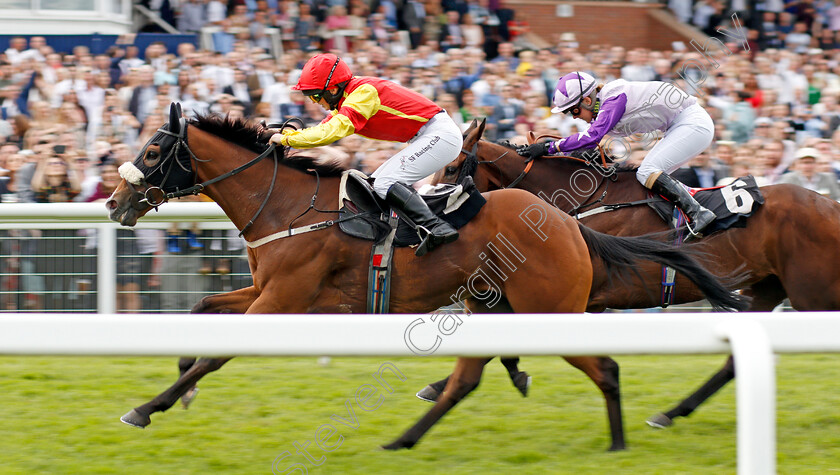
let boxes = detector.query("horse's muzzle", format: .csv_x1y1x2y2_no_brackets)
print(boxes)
106,181,154,226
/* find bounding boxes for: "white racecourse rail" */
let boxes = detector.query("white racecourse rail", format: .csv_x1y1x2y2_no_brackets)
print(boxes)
2,313,840,474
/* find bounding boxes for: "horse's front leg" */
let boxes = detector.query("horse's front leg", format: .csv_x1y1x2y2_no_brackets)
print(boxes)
122,287,259,428
415,357,527,403
179,286,259,409
563,356,625,451
383,357,492,450
121,357,233,428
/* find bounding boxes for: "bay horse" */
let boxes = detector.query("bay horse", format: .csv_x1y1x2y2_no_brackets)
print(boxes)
429,118,840,429
105,104,743,451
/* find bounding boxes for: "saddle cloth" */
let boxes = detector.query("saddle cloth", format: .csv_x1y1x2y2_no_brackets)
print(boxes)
337,169,487,245
648,175,765,233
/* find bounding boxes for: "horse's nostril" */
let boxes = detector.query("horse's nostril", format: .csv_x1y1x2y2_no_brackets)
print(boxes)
106,200,117,210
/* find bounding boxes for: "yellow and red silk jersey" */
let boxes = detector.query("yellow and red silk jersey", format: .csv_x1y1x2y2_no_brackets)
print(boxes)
280,76,443,148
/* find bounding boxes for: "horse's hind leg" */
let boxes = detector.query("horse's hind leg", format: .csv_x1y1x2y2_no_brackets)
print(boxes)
176,286,259,409
121,356,233,428
501,357,530,397
563,356,625,451
415,375,450,402
383,356,492,450
647,356,736,428
178,357,199,408
647,277,785,429
416,356,527,402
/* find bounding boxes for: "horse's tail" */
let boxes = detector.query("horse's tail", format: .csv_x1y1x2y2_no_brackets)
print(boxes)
577,223,748,312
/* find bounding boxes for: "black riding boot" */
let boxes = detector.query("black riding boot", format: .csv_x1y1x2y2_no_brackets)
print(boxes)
385,182,459,256
650,173,716,239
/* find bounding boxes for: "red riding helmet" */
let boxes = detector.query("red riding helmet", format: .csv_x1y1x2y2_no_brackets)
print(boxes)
292,53,353,93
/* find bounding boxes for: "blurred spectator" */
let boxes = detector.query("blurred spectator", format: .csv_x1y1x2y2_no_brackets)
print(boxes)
177,0,206,33
488,83,523,141
786,21,813,52
223,69,254,116
672,148,729,188
403,0,427,50
128,65,158,124
294,2,320,52
31,149,80,202
440,10,465,52
491,42,519,71
279,89,306,122
777,147,840,199
322,5,353,52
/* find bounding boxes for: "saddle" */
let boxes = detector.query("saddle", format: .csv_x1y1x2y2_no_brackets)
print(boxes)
648,175,765,307
648,175,765,234
336,170,486,314
337,169,486,245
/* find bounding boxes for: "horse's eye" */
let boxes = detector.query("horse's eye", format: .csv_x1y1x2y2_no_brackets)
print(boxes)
445,166,457,175
143,149,161,167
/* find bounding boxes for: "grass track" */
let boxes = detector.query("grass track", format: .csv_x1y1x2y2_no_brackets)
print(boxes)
0,354,838,474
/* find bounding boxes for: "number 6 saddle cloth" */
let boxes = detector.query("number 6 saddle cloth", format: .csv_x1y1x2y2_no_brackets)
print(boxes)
649,175,765,234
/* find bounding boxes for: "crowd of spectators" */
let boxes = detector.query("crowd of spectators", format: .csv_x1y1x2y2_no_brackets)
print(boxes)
3,0,840,311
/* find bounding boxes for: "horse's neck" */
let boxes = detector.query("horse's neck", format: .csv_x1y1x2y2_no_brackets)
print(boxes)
191,134,342,240
208,164,342,239
526,161,645,214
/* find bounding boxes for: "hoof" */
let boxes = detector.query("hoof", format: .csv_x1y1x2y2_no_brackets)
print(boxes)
646,413,674,429
181,386,199,409
120,409,151,428
381,439,415,450
607,443,627,452
415,385,439,403
513,372,531,397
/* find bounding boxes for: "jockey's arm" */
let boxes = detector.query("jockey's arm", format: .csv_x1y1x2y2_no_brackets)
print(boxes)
271,113,355,148
271,84,381,149
550,94,627,154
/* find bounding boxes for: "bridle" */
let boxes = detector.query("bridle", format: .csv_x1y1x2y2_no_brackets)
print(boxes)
124,118,295,237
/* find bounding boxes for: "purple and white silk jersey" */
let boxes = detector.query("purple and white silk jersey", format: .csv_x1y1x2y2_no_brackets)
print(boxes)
550,79,698,153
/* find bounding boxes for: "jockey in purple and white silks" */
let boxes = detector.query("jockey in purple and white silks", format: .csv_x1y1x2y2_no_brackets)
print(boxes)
519,71,716,238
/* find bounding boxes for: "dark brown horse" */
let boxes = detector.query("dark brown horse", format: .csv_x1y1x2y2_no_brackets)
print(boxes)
105,104,743,450
429,119,840,429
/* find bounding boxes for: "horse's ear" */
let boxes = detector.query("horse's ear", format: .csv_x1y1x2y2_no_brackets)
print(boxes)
169,103,181,134
477,118,486,138
176,102,183,119
463,119,477,138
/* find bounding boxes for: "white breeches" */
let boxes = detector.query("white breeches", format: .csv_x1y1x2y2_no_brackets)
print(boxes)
636,103,715,187
372,111,464,198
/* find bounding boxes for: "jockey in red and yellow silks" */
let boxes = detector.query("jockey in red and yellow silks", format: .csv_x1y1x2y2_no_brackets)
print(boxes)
269,53,462,256
277,76,443,145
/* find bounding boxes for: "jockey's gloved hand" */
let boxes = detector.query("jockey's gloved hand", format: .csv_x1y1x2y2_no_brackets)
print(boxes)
518,142,551,160
269,129,293,147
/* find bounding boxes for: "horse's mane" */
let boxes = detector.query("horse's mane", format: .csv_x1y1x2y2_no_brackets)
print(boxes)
189,114,347,177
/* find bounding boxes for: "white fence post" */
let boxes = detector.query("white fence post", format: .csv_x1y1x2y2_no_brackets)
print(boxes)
96,225,117,314
717,319,776,475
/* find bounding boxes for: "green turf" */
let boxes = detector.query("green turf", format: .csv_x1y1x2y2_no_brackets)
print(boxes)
0,354,837,474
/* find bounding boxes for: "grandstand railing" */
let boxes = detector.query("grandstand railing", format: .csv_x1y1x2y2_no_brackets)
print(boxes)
4,311,839,474
0,202,240,314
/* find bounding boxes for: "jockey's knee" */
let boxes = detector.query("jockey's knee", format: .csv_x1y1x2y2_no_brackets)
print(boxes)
637,166,665,188
373,177,397,199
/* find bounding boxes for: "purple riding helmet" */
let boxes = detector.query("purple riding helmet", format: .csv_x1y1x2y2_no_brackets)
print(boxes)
551,71,597,114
